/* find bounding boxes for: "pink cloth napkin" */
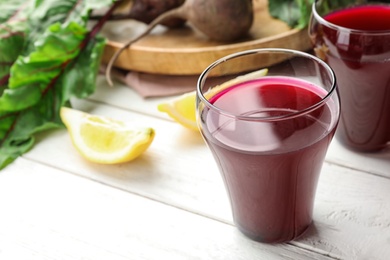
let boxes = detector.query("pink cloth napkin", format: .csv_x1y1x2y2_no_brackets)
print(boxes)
102,66,199,98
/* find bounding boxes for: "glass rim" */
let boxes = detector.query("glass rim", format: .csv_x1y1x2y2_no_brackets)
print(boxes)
196,48,338,122
311,1,390,35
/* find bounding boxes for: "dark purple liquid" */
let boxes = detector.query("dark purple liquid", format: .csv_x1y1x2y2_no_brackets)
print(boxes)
312,5,390,151
200,77,338,243
325,5,390,31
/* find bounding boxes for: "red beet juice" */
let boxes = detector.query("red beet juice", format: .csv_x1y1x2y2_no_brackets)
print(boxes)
311,4,390,151
199,76,339,243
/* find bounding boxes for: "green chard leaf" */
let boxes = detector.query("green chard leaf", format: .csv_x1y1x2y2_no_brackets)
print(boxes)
0,0,118,169
0,0,30,23
25,0,114,52
269,0,315,29
0,22,25,89
0,0,30,89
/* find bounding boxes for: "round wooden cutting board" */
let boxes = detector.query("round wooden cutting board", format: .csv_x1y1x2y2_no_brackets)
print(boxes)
100,0,312,75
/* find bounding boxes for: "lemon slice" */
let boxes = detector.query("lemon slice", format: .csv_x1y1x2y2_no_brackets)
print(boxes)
157,69,268,131
158,91,198,131
60,107,155,164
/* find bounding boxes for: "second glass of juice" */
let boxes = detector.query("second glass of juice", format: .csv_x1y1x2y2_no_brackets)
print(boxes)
196,48,340,243
309,0,390,152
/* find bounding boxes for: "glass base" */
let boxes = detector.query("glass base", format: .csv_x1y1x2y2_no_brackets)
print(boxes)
235,220,312,244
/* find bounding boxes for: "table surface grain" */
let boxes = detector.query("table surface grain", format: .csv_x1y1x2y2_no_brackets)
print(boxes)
1,76,390,260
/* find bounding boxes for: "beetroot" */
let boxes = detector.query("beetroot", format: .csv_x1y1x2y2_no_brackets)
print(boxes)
128,0,186,28
106,0,254,86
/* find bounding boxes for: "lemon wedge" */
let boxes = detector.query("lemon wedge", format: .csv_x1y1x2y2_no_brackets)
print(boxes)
157,69,268,131
60,107,155,164
158,92,198,131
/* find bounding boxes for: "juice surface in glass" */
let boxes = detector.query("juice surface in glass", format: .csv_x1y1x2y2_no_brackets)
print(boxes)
199,76,339,243
311,4,390,151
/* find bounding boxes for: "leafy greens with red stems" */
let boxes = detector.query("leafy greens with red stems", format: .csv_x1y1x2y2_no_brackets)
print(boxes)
0,0,118,169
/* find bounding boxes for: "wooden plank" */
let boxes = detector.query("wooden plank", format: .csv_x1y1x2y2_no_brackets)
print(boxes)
26,105,233,222
294,163,390,259
0,159,331,260
327,140,390,179
22,99,390,259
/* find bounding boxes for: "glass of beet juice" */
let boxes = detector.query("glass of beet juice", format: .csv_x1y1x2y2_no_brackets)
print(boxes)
196,49,340,243
309,0,390,152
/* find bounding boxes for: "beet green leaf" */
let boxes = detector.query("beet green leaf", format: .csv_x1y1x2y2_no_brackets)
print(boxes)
0,0,117,169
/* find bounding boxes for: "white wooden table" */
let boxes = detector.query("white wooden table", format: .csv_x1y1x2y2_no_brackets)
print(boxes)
1,75,390,260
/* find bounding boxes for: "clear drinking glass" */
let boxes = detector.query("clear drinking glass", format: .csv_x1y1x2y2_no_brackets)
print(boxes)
309,0,390,152
196,48,340,243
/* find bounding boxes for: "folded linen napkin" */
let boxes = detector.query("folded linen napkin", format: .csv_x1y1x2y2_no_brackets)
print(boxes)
102,66,199,98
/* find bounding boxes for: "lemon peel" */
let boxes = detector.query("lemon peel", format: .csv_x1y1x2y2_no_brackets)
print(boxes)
60,107,155,164
157,68,268,131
